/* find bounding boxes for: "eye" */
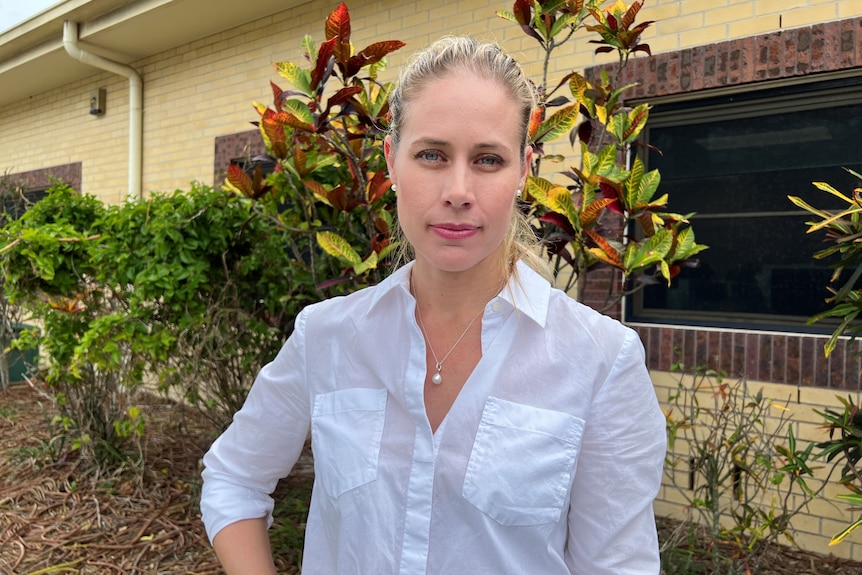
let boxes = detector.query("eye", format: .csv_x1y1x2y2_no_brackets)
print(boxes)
476,155,503,168
415,150,443,162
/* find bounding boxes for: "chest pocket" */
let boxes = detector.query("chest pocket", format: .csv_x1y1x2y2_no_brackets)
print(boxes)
311,388,388,499
462,397,585,526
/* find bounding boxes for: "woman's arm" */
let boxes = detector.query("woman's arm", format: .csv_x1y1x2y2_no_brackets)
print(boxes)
201,308,312,561
565,329,666,575
212,518,278,575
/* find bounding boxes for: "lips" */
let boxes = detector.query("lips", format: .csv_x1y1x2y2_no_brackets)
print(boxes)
431,223,479,240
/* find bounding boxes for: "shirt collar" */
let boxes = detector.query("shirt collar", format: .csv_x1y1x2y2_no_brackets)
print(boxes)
363,260,550,328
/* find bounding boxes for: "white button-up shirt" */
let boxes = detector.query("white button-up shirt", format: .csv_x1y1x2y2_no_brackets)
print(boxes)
201,261,666,575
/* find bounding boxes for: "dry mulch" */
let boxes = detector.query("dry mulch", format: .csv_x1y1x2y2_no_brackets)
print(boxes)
0,383,224,574
2,382,862,575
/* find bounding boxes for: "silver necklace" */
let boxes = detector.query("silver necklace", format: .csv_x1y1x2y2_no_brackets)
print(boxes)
415,301,485,385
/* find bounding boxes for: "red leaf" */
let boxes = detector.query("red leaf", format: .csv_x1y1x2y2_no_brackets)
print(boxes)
373,217,390,235
580,197,617,227
366,170,391,204
513,0,532,25
528,108,543,140
272,111,315,132
325,2,352,64
607,13,618,31
328,86,364,108
599,181,624,214
303,180,327,197
577,120,593,145
633,43,652,57
311,38,337,92
621,0,643,30
227,163,254,197
371,234,390,253
320,86,364,125
585,229,624,268
270,81,284,112
599,180,620,199
539,211,576,238
345,40,406,77
327,184,348,211
260,109,288,159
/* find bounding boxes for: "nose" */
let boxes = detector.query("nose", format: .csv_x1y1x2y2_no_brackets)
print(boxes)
441,166,473,208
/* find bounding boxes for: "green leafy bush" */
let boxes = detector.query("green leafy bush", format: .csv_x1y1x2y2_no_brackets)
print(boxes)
1,183,301,469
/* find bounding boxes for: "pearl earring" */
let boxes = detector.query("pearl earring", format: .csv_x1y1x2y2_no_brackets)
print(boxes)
516,189,522,198
391,184,397,192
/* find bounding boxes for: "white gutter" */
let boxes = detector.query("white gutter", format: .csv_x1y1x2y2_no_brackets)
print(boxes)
62,20,143,199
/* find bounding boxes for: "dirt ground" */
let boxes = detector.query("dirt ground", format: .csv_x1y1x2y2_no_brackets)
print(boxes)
2,382,862,575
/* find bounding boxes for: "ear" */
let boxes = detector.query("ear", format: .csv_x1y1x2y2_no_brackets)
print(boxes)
519,146,532,189
384,135,396,182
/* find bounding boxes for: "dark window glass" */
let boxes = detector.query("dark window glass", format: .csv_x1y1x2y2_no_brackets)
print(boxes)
0,188,46,225
629,76,862,332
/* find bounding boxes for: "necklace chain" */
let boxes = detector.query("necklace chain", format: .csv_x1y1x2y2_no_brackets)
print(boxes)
415,301,485,385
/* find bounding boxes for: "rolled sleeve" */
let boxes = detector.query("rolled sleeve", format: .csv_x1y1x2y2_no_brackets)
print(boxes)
200,308,312,544
565,328,666,575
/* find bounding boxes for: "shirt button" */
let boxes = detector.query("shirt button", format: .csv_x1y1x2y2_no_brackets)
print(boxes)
491,301,502,312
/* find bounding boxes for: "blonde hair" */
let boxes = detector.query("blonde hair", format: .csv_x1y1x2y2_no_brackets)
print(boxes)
388,36,549,279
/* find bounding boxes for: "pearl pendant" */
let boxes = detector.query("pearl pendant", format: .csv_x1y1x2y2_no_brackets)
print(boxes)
431,371,443,385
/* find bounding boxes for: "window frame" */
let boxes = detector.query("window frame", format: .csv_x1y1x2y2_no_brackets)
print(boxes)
621,71,862,333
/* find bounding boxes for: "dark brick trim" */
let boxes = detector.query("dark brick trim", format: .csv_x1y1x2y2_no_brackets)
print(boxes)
586,17,862,97
7,163,82,191
583,16,862,389
632,325,862,391
213,129,266,187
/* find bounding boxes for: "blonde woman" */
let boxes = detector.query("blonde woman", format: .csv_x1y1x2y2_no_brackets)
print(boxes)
201,36,665,575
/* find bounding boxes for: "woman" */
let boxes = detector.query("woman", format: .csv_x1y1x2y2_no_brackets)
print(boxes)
201,36,666,575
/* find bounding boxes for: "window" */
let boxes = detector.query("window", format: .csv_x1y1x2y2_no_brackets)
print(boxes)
629,75,862,332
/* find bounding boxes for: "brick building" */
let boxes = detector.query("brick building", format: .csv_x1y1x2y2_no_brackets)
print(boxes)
2,0,862,559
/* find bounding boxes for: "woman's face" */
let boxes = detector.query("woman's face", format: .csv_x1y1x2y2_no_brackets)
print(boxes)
385,70,530,277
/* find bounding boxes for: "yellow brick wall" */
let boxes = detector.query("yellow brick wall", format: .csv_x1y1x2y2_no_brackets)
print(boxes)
653,370,862,560
3,0,861,202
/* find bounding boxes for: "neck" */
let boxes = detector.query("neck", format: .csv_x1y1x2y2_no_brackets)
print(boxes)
410,259,509,322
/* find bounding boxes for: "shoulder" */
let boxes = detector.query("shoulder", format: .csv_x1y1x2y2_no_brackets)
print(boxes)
546,287,632,341
301,265,410,332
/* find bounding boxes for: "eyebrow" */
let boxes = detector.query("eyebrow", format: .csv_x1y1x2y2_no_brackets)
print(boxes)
410,137,510,151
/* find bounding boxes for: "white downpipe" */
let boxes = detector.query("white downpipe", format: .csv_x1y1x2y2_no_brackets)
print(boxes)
63,20,143,199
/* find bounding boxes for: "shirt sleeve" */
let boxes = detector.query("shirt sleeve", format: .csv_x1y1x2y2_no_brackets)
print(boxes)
565,328,666,575
200,306,312,545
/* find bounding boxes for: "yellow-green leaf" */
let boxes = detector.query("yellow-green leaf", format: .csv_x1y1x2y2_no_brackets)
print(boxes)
526,176,555,207
535,105,580,144
274,61,312,95
283,99,314,125
317,231,361,265
353,251,379,275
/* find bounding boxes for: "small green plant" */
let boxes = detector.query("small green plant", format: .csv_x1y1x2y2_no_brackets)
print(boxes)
10,403,70,467
815,396,862,545
663,358,826,573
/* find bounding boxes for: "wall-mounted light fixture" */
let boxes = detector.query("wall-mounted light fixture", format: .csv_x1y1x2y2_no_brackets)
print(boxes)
89,88,106,115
